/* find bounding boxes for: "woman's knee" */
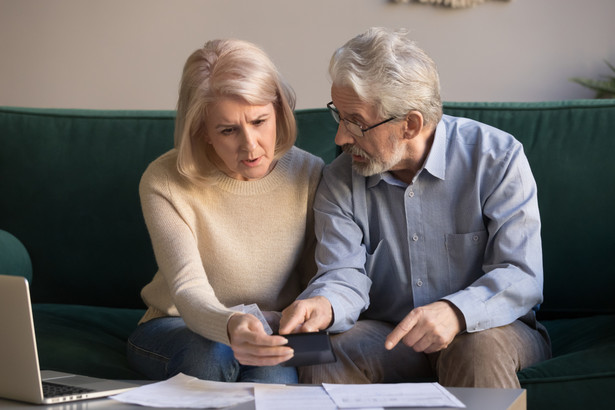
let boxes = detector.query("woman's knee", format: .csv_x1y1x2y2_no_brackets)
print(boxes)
127,318,239,381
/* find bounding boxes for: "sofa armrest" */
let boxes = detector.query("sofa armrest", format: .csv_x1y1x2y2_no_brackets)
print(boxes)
0,229,33,282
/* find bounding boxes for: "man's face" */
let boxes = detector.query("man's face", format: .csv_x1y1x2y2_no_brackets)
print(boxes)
330,85,406,177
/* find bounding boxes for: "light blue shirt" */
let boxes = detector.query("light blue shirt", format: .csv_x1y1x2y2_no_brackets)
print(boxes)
300,114,543,333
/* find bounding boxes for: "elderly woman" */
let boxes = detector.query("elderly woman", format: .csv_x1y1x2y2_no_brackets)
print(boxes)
127,39,324,384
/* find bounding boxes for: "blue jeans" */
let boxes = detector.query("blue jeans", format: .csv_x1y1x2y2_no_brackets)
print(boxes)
127,317,297,384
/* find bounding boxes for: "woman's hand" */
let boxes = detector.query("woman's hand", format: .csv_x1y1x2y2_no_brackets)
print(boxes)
227,313,293,366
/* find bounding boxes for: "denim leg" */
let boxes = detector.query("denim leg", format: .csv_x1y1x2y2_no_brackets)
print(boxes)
127,317,298,384
127,317,239,382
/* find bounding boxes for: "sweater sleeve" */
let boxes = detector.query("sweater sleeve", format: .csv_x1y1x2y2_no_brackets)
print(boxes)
139,154,235,346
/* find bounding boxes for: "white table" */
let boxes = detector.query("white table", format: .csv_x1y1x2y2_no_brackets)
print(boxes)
0,385,525,410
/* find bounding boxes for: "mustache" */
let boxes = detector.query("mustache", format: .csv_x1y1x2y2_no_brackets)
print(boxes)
342,144,370,159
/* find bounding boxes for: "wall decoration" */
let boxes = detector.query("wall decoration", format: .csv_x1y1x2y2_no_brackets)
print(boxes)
392,0,510,8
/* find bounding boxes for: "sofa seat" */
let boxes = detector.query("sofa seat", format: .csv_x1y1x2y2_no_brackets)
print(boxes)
519,315,615,409
33,304,145,379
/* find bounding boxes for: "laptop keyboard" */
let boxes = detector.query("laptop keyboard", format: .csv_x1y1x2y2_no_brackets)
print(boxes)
42,381,95,398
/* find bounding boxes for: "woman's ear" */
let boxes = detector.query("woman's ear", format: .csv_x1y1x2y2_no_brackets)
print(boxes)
402,111,424,140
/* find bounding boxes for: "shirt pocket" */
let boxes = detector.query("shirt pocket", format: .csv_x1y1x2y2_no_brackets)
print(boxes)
445,230,487,291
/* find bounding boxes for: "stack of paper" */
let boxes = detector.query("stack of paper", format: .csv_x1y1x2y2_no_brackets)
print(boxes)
112,373,465,409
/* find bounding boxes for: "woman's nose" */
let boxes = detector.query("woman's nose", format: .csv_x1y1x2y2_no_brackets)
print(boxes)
241,128,258,150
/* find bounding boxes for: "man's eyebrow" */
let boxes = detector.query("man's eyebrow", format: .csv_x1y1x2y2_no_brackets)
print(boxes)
345,112,365,123
336,106,363,121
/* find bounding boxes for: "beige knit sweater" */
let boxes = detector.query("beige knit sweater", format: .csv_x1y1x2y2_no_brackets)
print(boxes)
138,146,324,346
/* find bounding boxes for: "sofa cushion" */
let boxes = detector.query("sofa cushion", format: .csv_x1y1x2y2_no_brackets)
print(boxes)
32,304,146,379
518,315,615,410
0,108,175,308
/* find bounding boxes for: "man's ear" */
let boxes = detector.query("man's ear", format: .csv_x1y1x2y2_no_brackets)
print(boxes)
402,111,424,140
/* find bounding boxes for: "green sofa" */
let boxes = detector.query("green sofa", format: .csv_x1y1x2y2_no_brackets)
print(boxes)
1,101,614,409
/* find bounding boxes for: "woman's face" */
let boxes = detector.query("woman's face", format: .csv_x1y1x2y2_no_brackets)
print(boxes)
205,97,277,181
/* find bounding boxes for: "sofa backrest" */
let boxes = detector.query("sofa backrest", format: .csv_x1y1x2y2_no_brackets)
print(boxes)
0,107,338,308
1,101,614,318
0,108,174,307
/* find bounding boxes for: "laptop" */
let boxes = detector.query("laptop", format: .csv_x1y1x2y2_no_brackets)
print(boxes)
0,274,139,404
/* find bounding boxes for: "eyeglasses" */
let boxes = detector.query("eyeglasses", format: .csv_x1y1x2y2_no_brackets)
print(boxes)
327,101,397,138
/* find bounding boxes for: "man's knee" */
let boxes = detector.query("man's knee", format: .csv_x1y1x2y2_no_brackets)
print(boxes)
300,320,433,384
434,324,526,388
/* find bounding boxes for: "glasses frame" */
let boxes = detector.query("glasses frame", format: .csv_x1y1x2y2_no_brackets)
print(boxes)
327,101,397,138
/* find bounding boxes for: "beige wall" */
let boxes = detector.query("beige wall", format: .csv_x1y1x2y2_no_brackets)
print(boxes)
1,0,614,110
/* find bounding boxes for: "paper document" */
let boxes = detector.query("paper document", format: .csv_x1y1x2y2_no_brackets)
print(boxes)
230,303,273,334
111,373,254,408
254,384,338,410
323,382,466,408
111,373,465,409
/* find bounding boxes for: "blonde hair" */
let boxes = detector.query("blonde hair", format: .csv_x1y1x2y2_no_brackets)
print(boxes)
329,27,442,126
174,39,296,184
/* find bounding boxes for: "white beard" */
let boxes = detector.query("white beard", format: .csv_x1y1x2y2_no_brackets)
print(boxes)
342,137,405,177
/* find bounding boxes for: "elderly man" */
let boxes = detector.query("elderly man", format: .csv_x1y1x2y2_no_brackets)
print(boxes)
279,27,551,388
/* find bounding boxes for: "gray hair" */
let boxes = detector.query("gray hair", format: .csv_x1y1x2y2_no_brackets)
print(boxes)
329,27,442,126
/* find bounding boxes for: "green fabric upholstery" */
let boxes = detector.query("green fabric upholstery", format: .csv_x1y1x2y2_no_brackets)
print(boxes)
518,316,615,409
32,304,146,379
0,229,33,281
0,108,174,307
1,101,614,410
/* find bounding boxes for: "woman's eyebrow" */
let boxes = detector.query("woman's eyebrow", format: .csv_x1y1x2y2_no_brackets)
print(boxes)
215,112,270,128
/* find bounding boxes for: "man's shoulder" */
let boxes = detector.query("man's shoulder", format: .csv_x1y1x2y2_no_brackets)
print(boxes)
323,152,354,180
287,146,325,170
441,114,520,154
325,151,352,170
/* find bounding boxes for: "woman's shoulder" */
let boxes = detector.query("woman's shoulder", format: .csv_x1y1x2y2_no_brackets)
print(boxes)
145,149,178,172
140,149,190,192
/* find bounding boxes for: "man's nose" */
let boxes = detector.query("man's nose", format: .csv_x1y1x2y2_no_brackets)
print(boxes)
334,123,355,147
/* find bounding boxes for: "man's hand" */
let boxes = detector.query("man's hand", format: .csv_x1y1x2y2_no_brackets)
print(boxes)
278,296,333,335
385,301,466,354
227,313,293,366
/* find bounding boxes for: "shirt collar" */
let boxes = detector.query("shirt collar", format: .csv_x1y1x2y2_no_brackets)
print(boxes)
423,117,447,181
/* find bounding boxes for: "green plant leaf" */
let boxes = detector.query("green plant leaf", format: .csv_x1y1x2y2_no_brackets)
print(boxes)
570,77,615,95
569,60,615,98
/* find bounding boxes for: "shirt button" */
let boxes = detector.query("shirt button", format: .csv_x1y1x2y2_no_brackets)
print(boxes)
416,279,423,287
408,191,415,198
473,235,479,242
412,234,419,241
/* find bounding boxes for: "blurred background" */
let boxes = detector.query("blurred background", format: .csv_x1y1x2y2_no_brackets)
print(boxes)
1,0,614,110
